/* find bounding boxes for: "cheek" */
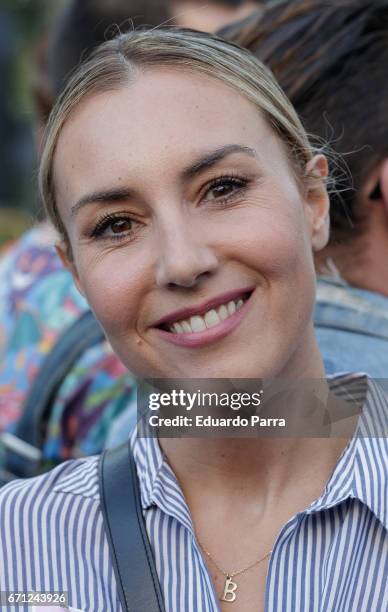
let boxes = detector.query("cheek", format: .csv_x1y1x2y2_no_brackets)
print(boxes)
232,201,312,279
233,200,317,327
75,248,149,338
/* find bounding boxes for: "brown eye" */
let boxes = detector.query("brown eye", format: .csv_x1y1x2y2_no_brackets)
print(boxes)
91,214,137,240
203,177,247,202
208,184,234,199
110,218,132,234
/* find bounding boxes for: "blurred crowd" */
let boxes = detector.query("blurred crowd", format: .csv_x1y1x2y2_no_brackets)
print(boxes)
1,0,388,484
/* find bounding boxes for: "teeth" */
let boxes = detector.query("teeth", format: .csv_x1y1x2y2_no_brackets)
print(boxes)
169,295,247,333
190,315,207,332
227,301,236,315
218,304,229,320
181,321,192,333
204,309,221,329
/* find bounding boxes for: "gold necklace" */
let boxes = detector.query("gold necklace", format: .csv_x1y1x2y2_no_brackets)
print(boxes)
199,543,272,603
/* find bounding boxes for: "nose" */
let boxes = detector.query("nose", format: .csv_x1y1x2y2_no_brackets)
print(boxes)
155,220,219,289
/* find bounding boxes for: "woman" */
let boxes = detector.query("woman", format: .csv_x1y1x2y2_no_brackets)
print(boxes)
221,0,388,376
0,0,262,473
0,28,386,612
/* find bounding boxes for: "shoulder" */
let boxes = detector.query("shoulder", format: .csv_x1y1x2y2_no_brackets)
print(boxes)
330,374,388,528
0,457,103,585
315,280,388,376
0,457,121,609
0,457,102,580
0,456,102,550
315,277,388,333
0,454,101,509
329,373,388,433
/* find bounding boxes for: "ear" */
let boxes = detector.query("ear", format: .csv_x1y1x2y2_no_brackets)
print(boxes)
55,242,86,298
363,158,388,213
375,158,388,210
304,154,330,251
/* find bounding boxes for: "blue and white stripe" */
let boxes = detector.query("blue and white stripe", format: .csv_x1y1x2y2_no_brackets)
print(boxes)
0,373,387,611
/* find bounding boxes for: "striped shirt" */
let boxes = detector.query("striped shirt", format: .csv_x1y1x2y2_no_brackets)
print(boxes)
0,374,387,611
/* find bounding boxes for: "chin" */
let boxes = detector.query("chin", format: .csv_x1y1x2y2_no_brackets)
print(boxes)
112,332,297,381
162,352,283,381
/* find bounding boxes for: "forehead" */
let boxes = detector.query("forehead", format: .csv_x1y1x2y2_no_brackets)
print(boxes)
53,68,287,204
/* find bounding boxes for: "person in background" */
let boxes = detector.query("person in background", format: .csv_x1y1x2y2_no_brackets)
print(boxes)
0,0,263,472
0,4,36,215
222,0,388,376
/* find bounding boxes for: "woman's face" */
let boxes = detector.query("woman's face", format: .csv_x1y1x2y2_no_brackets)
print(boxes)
54,68,329,379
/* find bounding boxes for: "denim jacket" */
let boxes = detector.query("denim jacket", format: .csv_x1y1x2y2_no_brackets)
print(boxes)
314,276,388,377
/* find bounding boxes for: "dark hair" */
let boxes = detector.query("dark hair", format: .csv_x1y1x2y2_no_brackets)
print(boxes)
212,0,258,4
221,0,388,244
47,0,171,98
48,0,263,99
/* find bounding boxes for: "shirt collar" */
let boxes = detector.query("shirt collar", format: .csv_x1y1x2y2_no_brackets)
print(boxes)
306,374,387,529
131,374,387,531
130,430,194,533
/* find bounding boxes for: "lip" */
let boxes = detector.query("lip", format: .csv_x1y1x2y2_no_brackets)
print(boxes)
153,289,254,348
152,286,255,329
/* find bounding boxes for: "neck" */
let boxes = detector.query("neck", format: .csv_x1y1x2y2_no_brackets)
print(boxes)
159,350,336,512
159,435,347,515
316,210,388,297
158,328,335,516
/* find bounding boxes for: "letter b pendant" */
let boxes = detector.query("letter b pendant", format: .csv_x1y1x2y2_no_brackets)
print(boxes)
221,575,238,602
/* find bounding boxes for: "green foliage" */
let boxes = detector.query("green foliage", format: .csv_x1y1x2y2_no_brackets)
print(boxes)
0,208,32,248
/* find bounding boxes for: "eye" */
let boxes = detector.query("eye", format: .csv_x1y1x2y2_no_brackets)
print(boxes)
202,176,249,203
91,213,138,240
108,218,132,234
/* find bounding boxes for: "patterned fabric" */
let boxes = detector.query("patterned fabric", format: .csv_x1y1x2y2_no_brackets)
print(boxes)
41,342,136,467
0,374,386,612
0,222,136,463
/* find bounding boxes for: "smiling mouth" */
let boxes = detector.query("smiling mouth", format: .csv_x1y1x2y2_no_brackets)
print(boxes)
158,291,252,334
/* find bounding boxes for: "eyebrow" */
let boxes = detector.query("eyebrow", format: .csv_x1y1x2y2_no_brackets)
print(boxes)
182,144,257,180
70,144,257,217
71,186,134,217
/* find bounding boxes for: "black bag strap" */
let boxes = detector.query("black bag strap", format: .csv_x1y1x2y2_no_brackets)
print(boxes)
2,310,105,480
99,442,166,612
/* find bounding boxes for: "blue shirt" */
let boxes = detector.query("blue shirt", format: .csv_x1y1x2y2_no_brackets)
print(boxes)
0,373,387,611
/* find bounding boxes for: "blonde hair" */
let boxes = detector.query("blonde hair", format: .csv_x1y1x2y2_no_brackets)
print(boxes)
39,27,315,239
